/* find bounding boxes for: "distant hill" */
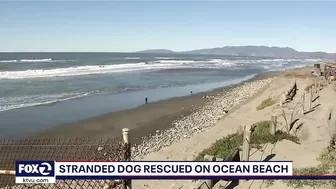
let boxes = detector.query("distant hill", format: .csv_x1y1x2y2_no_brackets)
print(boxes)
136,49,174,54
136,46,336,59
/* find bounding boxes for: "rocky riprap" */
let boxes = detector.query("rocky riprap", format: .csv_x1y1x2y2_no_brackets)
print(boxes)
132,78,274,160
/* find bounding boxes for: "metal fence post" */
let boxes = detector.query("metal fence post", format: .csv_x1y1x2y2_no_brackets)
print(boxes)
122,128,130,146
122,128,132,189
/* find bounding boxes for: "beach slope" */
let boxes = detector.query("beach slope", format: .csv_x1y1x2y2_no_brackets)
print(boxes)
132,67,336,189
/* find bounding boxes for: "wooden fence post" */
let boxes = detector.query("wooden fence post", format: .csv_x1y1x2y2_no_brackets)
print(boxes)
270,115,277,135
280,93,286,107
202,155,215,189
302,92,306,113
309,87,313,110
238,125,244,134
319,80,322,90
317,84,320,105
242,125,252,161
122,128,132,189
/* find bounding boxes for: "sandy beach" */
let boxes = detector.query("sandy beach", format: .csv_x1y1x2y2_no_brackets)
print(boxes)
128,66,336,189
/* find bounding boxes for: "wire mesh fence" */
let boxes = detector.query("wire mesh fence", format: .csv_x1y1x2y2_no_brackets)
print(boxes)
0,137,130,189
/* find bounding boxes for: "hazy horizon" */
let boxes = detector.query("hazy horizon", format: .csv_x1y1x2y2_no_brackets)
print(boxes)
1,1,336,53
0,45,333,54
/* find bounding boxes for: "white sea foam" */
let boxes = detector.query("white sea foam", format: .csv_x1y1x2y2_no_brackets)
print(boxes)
152,60,196,64
0,58,320,80
0,58,74,63
0,60,17,63
0,60,211,80
0,92,95,112
20,58,53,62
262,65,271,69
0,62,189,80
124,57,140,60
155,57,174,59
207,59,223,62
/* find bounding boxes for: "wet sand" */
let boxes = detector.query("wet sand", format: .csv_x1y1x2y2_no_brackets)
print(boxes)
35,71,280,145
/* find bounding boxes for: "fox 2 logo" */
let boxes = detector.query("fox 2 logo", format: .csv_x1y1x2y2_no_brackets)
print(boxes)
16,161,55,177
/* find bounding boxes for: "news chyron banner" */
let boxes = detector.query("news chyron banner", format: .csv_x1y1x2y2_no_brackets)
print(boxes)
15,160,297,184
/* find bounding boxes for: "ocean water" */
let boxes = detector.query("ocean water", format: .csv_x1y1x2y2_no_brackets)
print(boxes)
0,52,322,113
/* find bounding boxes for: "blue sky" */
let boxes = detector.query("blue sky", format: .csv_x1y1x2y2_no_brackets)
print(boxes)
1,1,335,52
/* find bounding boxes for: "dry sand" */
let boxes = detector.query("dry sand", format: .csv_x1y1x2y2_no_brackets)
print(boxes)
132,67,336,189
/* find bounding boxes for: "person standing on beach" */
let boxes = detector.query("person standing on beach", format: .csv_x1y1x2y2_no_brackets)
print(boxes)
145,97,148,104
190,91,193,95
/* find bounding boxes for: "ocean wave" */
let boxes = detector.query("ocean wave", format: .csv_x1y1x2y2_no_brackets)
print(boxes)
261,65,271,69
0,60,17,63
0,62,189,80
0,58,319,80
124,57,140,60
151,60,196,64
0,58,75,64
207,59,223,62
155,57,174,60
20,58,53,62
0,92,95,112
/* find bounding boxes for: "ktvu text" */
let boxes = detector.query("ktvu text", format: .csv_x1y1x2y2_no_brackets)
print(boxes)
15,161,56,184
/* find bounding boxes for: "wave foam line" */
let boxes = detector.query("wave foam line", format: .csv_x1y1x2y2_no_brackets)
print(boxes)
0,60,17,63
0,58,317,80
124,57,140,60
0,62,191,80
0,58,75,63
20,58,53,62
0,92,94,112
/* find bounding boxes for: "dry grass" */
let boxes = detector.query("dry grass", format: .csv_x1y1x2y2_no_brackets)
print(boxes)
256,97,277,110
305,83,314,92
195,121,299,160
282,67,314,79
265,149,336,189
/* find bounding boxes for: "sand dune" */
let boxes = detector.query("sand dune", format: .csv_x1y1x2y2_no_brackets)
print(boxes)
133,67,336,189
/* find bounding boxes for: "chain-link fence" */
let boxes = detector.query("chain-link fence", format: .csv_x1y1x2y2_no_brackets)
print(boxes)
0,135,131,189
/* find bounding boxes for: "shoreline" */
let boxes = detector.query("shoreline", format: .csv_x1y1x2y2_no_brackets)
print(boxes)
0,73,259,140
131,76,276,159
35,71,280,147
